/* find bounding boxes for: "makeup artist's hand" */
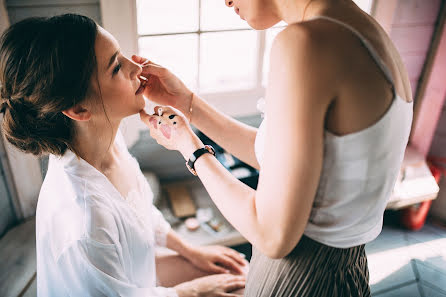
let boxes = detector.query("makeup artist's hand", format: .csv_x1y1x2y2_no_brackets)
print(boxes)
139,106,202,160
132,55,193,116
184,245,249,275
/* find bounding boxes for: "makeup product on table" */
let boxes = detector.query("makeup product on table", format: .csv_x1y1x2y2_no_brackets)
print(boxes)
185,217,200,231
207,218,224,232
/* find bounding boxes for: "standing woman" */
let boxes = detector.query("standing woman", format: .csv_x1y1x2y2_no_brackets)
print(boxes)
135,0,413,295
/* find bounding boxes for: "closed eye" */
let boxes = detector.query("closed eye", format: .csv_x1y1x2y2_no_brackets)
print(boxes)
112,63,121,76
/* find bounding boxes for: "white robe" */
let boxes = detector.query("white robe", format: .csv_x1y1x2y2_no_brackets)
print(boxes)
36,131,178,296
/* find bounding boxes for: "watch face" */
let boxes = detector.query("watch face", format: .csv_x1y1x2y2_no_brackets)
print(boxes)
205,145,216,155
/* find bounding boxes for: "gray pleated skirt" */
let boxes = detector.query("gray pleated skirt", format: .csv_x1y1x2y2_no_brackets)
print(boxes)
244,235,371,297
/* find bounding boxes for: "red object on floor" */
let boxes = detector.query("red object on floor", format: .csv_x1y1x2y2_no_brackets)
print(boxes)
400,163,442,231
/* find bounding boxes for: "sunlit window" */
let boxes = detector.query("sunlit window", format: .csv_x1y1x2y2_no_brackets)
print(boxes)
136,0,373,96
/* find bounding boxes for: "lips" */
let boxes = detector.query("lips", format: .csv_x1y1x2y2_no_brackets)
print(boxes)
135,76,147,95
235,7,240,15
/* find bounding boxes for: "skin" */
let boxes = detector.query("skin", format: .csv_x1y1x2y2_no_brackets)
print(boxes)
137,0,413,260
61,27,246,297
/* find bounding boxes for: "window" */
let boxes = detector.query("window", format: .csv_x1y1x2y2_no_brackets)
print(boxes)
135,0,373,99
136,0,265,102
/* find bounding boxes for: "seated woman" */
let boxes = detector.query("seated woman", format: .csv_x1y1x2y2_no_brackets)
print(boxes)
0,14,246,297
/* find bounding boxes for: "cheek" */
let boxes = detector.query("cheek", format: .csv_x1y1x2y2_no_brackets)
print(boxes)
109,77,136,105
116,76,134,96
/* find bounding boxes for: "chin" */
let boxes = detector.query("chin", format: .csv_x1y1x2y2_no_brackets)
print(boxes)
121,98,145,118
247,18,278,30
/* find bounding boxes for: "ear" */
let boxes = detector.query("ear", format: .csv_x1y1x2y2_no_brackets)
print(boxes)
62,104,91,121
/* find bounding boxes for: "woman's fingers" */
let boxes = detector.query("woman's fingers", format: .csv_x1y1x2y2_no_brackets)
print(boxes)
139,110,152,125
222,292,244,297
209,263,229,274
217,255,244,274
133,55,161,67
141,110,176,142
154,105,168,115
132,54,157,65
153,106,181,119
132,55,166,77
224,250,246,266
132,54,146,64
142,63,168,78
224,277,246,293
140,110,161,129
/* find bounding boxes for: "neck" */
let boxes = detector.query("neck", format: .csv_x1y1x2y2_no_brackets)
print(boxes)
72,117,122,173
278,0,351,24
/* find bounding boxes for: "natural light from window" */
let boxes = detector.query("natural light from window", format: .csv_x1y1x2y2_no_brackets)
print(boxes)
136,0,374,96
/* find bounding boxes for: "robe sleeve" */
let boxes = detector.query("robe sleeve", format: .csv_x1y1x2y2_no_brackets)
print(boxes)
151,205,171,247
55,204,178,297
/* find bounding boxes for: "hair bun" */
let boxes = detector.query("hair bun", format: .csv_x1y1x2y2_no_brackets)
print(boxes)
0,14,98,156
0,98,12,114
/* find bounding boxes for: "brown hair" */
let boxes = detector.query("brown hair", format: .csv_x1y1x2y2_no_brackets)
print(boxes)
0,14,98,156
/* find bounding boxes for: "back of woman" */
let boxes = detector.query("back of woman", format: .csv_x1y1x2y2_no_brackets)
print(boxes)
248,1,413,296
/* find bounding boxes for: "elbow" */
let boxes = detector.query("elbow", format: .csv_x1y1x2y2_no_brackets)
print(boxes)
259,232,302,260
263,247,288,260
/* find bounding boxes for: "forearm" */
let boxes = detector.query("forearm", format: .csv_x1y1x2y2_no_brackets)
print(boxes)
179,94,260,170
193,153,265,249
166,229,193,258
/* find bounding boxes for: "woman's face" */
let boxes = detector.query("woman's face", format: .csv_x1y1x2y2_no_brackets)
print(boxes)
88,27,145,123
225,0,281,29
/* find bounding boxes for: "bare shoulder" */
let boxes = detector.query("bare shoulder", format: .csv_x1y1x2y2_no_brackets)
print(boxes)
272,22,344,78
273,22,333,58
268,22,342,105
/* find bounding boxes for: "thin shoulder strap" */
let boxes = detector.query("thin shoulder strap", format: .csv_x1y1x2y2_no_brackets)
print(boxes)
311,16,395,92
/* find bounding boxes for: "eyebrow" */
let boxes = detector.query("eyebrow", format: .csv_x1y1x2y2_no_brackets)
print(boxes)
107,50,119,70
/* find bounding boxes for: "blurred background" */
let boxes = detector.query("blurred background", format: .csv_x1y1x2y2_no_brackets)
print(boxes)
1,1,446,297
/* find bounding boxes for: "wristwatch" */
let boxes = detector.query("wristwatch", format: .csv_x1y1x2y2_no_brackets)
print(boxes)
186,145,216,176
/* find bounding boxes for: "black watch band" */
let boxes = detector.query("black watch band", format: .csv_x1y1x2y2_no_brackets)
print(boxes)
186,145,216,176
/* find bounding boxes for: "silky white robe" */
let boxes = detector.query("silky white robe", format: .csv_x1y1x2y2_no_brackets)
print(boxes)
36,131,178,296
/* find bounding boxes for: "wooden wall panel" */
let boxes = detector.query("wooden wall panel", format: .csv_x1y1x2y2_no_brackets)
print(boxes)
392,0,441,25
387,0,442,98
391,26,437,54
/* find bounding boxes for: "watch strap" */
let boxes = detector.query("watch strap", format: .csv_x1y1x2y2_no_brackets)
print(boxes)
186,145,216,176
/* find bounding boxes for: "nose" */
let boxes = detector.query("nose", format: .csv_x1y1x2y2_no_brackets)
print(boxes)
129,58,142,79
225,0,234,7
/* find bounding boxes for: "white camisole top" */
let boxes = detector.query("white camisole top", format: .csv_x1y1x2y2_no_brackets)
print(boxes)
254,16,413,248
